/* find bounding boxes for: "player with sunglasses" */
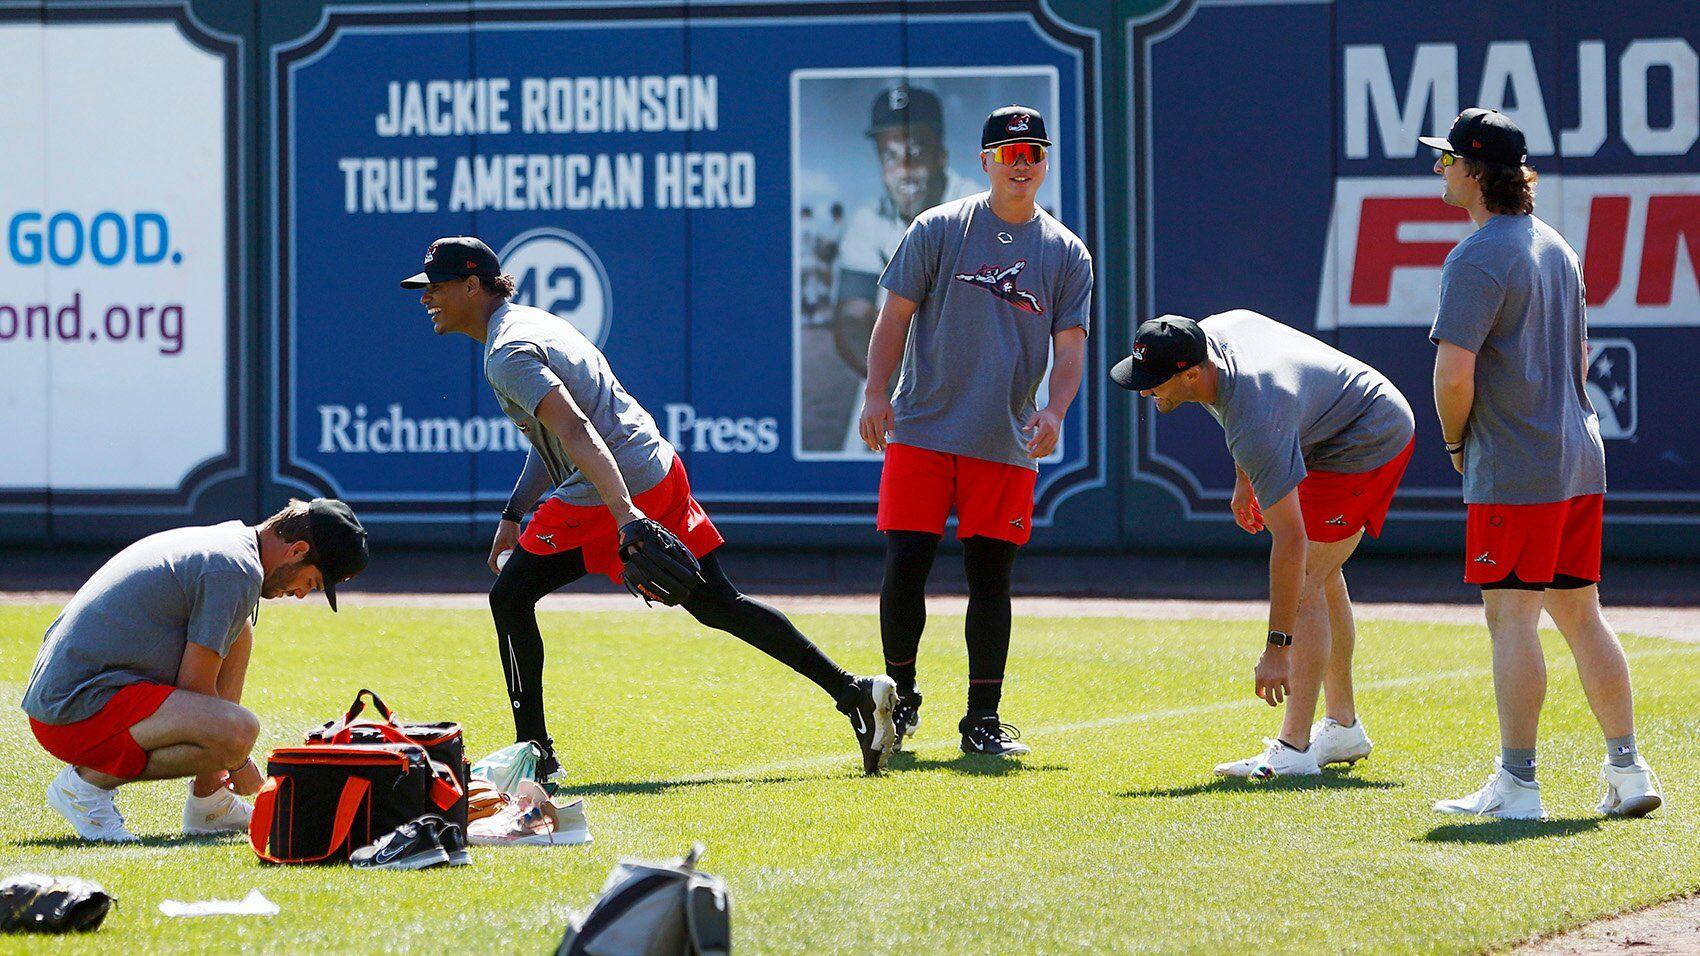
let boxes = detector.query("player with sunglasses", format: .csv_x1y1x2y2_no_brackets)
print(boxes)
859,105,1092,758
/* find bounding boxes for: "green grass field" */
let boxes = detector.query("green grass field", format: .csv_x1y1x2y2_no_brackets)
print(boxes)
3,602,1698,954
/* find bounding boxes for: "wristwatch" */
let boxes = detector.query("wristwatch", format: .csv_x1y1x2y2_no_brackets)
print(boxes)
1267,630,1293,647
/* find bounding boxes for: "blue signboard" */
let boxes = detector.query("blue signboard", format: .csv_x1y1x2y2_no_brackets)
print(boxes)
1130,0,1700,523
272,3,1103,528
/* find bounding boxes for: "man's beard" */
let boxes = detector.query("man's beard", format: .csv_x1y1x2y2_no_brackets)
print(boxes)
261,558,307,598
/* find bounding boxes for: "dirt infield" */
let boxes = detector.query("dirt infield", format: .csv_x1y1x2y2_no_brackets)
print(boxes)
3,590,1693,950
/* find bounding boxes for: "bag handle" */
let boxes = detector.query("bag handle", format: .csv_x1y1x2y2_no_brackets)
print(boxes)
430,765,465,811
339,688,397,727
328,721,415,746
249,775,373,864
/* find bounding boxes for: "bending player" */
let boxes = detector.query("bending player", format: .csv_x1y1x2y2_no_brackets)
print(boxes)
22,499,368,841
1113,313,1414,778
859,106,1091,757
1422,109,1661,819
401,238,897,778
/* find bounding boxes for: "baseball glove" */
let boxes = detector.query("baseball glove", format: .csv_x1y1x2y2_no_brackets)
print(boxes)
0,874,114,934
617,518,704,607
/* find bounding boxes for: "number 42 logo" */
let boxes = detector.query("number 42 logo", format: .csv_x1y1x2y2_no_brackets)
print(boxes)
497,227,614,348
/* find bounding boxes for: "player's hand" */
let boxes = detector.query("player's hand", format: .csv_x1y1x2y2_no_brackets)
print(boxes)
226,758,264,796
489,519,521,575
1231,484,1264,534
1254,647,1289,706
1024,407,1064,459
859,389,895,452
1449,449,1465,475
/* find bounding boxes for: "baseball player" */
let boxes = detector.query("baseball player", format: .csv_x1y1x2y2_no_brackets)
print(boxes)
1423,109,1662,819
827,84,980,452
1113,312,1415,779
859,105,1092,757
22,499,368,841
401,238,899,778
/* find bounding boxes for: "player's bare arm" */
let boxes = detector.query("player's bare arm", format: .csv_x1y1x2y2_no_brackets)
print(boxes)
859,291,920,452
1433,340,1477,475
1256,489,1307,707
1024,327,1085,459
532,386,642,526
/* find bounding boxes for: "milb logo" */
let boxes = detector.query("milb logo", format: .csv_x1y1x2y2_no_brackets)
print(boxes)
1586,339,1636,440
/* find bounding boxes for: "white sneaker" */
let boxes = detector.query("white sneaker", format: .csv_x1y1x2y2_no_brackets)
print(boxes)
1310,717,1373,766
184,783,253,835
1598,758,1663,818
1434,765,1546,820
1214,738,1321,779
45,766,138,842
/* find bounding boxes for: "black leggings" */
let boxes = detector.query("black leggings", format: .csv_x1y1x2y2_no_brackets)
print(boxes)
880,531,1019,716
488,546,857,750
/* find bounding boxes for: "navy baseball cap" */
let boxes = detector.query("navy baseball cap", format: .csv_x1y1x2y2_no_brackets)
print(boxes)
306,498,368,611
400,237,501,289
867,85,944,138
982,105,1051,148
1111,315,1208,391
1418,108,1528,167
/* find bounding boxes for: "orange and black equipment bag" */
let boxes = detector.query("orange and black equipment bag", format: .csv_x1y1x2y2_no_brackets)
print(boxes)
304,688,470,829
248,743,462,865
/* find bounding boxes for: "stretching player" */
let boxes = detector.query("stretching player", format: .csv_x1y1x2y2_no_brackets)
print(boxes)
859,106,1091,757
401,238,897,777
1422,109,1661,819
1113,313,1414,778
22,499,368,841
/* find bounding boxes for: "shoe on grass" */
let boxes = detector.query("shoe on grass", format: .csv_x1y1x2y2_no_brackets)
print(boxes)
1214,738,1320,779
1598,758,1663,818
1434,765,1545,820
46,765,138,843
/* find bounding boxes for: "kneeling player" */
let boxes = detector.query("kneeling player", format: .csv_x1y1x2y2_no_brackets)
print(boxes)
22,499,368,841
401,238,897,778
1113,312,1414,778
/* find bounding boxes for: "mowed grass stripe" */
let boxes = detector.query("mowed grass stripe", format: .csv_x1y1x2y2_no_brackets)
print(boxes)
3,604,1699,955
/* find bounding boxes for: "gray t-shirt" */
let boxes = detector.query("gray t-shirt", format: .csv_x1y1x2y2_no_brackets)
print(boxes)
879,192,1093,470
22,521,262,725
1203,310,1415,508
484,303,673,508
1428,214,1606,505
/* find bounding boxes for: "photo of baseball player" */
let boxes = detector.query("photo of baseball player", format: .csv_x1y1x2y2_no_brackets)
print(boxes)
1112,311,1415,779
401,237,900,778
1423,109,1663,820
22,499,369,841
793,71,1058,457
859,105,1091,758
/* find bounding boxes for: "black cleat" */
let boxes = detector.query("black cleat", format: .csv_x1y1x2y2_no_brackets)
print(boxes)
533,738,564,796
960,716,1031,758
893,688,923,753
426,816,471,866
846,676,898,774
350,816,450,870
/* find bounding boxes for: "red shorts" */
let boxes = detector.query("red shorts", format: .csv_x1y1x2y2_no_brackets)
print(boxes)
876,443,1038,546
1296,439,1414,543
29,682,175,780
519,457,724,584
1464,493,1604,586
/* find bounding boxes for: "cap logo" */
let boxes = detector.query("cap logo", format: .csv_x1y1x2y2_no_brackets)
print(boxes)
1006,114,1031,133
1177,361,1189,369
1131,344,1147,361
424,241,442,265
465,259,478,269
1471,139,1482,148
888,87,909,111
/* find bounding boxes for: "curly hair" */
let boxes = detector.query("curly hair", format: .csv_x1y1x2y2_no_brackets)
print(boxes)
479,274,518,299
1465,157,1538,215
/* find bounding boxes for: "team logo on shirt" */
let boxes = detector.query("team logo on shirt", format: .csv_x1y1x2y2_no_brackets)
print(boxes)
953,260,1044,314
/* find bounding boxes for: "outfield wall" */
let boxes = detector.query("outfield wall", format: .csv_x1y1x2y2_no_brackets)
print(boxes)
1,0,1696,559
